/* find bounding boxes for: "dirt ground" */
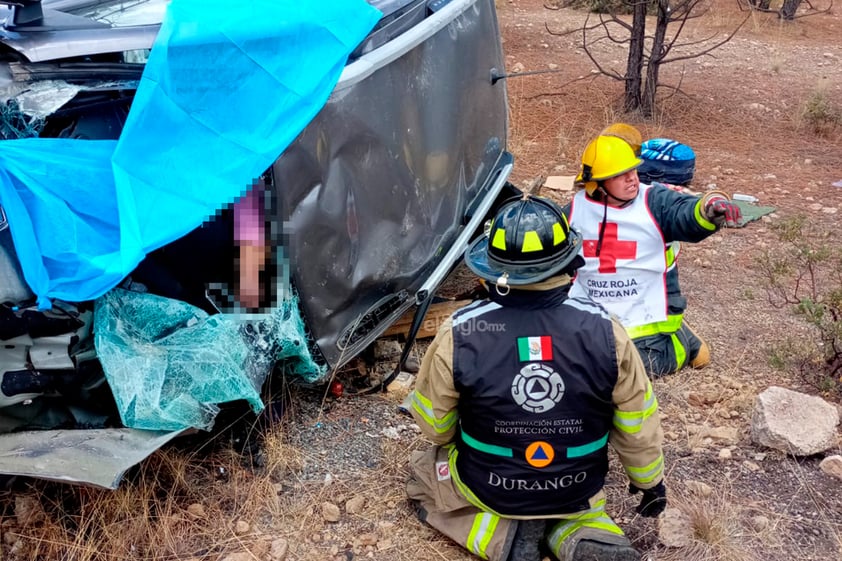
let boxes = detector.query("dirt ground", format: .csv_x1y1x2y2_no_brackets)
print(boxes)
273,2,842,560
0,3,839,561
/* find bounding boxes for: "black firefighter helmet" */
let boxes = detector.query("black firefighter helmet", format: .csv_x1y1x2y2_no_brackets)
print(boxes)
465,194,582,287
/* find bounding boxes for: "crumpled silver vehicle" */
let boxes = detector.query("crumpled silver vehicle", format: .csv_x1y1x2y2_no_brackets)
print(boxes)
0,0,512,487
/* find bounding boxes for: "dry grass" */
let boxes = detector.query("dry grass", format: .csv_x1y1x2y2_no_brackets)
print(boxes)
657,484,779,561
0,423,300,561
0,386,834,561
506,72,654,191
796,81,842,138
1,3,839,561
254,424,476,561
779,449,842,556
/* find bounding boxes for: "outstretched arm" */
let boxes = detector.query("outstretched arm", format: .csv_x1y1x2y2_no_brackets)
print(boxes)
647,183,735,243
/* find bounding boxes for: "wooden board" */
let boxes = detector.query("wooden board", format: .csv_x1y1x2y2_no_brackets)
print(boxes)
543,175,577,192
381,299,473,339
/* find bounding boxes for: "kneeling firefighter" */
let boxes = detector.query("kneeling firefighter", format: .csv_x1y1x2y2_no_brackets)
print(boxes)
406,194,667,561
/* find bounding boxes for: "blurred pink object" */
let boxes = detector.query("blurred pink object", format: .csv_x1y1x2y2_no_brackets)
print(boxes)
233,187,265,246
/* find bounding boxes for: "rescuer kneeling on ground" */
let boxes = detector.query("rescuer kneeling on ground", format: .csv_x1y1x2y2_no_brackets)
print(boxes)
565,133,742,376
406,195,667,561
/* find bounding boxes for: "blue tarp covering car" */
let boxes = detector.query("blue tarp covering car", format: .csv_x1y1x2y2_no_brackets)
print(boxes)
0,0,378,434
0,0,381,309
0,0,513,487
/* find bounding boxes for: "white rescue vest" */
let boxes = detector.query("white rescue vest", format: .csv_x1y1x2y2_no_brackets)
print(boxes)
568,184,668,328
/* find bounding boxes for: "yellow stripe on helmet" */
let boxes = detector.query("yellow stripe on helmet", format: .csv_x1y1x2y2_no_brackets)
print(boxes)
491,228,507,250
521,231,543,252
552,222,566,245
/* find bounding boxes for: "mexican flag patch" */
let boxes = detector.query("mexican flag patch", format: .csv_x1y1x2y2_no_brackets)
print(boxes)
517,336,553,362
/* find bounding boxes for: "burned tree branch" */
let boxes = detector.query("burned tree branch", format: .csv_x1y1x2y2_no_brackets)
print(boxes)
555,0,747,114
666,31,731,51
661,13,749,64
522,74,602,100
600,12,633,34
579,14,626,81
545,20,600,37
738,0,833,19
651,71,693,102
657,0,710,60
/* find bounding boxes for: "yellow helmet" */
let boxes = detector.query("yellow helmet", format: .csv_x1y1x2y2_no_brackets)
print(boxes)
601,123,643,155
575,135,643,195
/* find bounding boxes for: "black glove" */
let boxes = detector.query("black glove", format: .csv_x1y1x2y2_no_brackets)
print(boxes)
629,481,667,517
705,197,742,228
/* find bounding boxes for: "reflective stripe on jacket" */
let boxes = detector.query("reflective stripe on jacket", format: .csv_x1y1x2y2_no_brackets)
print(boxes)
409,276,665,519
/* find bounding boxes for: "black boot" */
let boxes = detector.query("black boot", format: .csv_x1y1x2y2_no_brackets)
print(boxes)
571,539,641,561
408,498,428,523
507,520,546,561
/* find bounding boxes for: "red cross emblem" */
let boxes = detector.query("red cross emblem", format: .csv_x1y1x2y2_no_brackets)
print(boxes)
583,223,637,273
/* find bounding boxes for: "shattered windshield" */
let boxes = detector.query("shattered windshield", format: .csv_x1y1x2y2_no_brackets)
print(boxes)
47,0,168,26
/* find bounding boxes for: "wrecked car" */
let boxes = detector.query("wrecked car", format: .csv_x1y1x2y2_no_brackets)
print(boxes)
0,0,512,487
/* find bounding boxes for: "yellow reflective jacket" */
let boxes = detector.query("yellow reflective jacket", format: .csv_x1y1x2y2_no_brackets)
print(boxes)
409,276,665,492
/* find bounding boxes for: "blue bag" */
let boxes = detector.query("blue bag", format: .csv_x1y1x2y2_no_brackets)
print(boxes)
638,138,696,185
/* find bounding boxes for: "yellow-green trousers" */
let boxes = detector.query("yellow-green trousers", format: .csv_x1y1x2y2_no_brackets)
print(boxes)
633,322,704,376
407,446,633,561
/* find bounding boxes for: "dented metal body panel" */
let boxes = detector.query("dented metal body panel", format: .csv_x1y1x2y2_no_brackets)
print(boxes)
0,428,182,489
0,0,510,372
275,0,509,367
0,2,159,62
0,0,511,485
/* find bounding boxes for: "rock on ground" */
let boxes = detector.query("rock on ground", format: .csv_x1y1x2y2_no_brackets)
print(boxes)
270,538,288,561
685,480,712,497
819,455,842,481
750,386,839,456
322,502,341,522
345,495,366,514
659,508,694,548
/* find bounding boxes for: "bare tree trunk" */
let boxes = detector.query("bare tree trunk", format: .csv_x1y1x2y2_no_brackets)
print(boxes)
641,0,669,116
780,0,801,19
623,0,648,111
564,0,745,117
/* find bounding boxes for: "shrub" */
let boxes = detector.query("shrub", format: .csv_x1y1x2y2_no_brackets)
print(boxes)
756,216,842,397
798,87,841,137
